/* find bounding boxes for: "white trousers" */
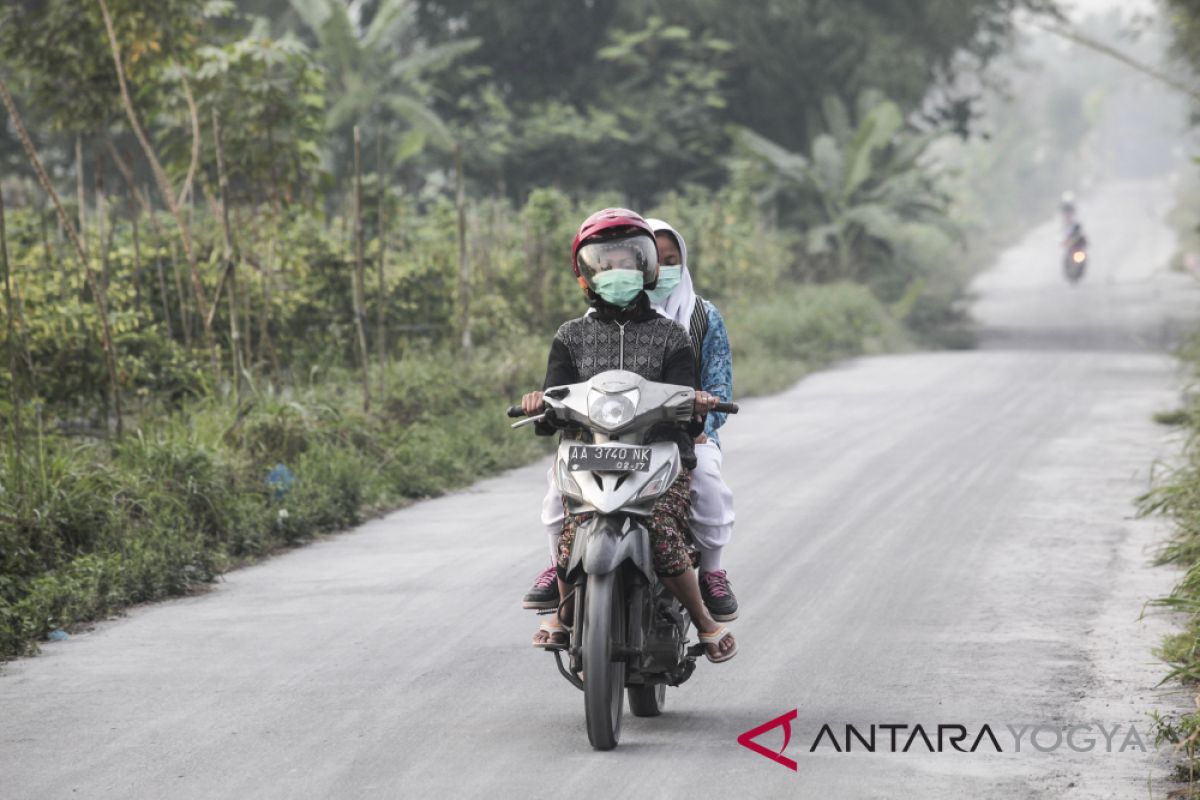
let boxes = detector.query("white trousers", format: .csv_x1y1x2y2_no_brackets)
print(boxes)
540,440,735,562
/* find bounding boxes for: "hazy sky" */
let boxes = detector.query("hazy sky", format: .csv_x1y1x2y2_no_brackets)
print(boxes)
1065,0,1156,20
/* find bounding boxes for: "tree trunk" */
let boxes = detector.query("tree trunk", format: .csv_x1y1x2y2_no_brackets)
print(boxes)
37,204,64,301
95,158,112,294
351,126,371,412
0,186,23,491
259,234,280,377
211,109,243,405
375,136,387,391
130,201,143,315
172,242,191,347
455,142,471,352
75,136,87,257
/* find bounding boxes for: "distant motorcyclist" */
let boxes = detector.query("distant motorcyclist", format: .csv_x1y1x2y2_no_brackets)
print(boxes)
522,208,737,663
1060,191,1086,249
1059,191,1088,282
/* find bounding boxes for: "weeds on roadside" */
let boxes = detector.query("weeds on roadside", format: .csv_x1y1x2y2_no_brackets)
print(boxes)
1140,329,1200,793
0,285,905,659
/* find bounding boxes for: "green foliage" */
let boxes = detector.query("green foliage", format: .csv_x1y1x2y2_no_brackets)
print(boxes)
1139,328,1200,788
468,15,732,204
0,343,552,658
0,0,1067,660
418,0,1056,197
740,92,954,290
163,30,327,206
287,0,478,171
735,91,972,343
0,0,209,134
0,207,206,419
726,283,906,396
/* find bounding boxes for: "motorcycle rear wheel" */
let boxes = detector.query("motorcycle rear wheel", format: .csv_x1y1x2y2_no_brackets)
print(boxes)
583,572,626,750
627,683,666,717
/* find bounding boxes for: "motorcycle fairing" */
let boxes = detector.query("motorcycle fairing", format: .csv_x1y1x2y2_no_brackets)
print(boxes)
566,513,656,585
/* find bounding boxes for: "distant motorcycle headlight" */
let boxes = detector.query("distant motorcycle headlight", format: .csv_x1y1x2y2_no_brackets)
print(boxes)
1072,250,1087,264
589,394,636,429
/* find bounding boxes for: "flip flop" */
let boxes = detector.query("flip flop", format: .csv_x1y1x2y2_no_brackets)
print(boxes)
698,625,737,663
532,620,568,650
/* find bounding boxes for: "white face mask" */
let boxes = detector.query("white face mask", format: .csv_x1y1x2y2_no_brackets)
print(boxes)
647,265,683,303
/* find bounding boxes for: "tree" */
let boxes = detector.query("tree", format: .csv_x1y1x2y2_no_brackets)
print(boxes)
0,0,208,136
160,28,327,208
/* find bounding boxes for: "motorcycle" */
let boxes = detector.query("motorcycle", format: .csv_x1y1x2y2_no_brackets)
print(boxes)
508,370,738,750
1063,223,1088,284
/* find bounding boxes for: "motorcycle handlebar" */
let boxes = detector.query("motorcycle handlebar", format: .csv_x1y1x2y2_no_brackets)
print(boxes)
509,400,739,418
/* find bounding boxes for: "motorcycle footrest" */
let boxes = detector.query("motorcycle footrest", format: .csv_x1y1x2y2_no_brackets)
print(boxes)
686,643,707,659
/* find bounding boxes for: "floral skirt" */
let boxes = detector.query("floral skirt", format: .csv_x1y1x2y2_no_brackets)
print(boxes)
556,470,695,578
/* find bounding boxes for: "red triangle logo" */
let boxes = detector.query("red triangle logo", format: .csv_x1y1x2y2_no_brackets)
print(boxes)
737,708,799,771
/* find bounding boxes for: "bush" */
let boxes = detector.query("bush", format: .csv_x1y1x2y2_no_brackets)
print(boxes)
726,283,907,397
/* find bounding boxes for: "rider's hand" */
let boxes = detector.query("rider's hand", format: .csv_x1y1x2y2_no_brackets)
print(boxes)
694,432,709,444
522,390,545,417
693,390,719,417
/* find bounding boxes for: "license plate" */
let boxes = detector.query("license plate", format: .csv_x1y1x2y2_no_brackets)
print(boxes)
568,444,651,472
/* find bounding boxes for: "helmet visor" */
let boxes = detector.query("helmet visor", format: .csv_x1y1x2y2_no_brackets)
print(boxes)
575,234,659,290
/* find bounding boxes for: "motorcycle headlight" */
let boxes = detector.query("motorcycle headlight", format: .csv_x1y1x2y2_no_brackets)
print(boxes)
589,393,636,430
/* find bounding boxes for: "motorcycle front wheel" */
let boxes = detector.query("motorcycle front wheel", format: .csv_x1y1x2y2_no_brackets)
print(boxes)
583,571,626,750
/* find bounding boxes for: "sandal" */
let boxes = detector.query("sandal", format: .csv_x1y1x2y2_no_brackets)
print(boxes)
698,625,737,663
532,620,568,650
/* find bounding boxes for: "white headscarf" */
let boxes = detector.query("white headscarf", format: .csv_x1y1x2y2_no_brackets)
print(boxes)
644,217,698,328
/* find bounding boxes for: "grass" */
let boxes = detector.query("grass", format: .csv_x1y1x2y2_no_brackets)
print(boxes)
1140,330,1200,791
0,283,906,660
727,282,908,397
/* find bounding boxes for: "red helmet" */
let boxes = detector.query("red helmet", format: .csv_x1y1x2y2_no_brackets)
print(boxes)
571,208,659,291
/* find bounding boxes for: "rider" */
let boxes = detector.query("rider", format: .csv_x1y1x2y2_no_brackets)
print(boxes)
1060,191,1084,246
523,218,739,621
521,208,737,663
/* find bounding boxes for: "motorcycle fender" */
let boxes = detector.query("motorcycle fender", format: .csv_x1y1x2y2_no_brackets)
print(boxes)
567,515,655,584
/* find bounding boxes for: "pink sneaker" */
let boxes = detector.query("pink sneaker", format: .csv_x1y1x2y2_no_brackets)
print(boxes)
522,563,559,609
700,570,739,621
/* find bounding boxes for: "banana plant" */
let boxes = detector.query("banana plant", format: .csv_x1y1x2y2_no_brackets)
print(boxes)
288,0,479,163
740,91,953,285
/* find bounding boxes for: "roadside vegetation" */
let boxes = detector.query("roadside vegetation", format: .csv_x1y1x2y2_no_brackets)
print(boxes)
1138,3,1200,789
0,0,1089,658
1145,170,1200,786
1142,330,1200,787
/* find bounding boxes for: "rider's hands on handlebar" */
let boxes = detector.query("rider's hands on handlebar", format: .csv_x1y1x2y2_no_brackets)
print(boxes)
521,390,545,417
693,390,719,418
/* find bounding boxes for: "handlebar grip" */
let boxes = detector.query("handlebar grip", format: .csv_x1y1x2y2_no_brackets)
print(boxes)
714,402,739,414
506,405,526,418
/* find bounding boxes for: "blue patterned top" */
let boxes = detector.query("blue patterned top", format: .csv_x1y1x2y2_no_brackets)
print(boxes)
698,299,733,446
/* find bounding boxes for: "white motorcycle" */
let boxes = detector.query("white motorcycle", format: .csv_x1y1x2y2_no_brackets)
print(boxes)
508,370,738,750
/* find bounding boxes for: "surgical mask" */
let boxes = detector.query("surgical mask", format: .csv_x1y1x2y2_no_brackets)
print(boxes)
646,265,683,304
592,270,644,307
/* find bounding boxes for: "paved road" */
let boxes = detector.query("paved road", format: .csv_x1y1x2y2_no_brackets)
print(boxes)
2,180,1197,799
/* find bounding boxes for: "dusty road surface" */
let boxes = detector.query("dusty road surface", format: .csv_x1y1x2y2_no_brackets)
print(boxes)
2,180,1198,799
